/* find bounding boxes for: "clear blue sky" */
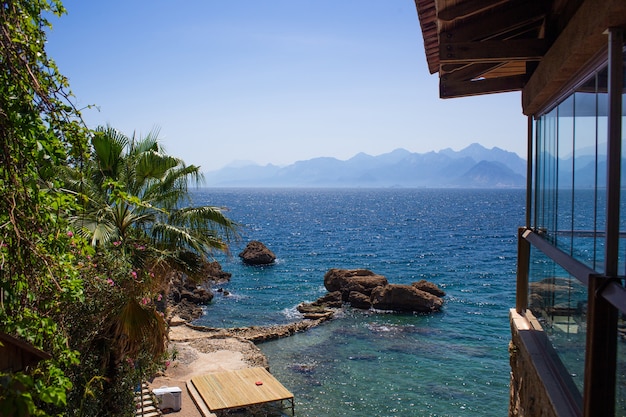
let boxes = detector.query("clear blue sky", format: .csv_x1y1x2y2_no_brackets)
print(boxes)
46,0,527,171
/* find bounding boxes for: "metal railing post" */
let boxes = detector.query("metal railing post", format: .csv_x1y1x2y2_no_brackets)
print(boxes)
516,227,530,314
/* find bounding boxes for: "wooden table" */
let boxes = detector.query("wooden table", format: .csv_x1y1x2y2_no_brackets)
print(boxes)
190,367,294,415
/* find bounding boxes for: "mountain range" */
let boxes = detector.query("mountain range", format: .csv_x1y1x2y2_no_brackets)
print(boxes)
203,143,527,188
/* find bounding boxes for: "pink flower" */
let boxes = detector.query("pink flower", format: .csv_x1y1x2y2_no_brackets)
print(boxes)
106,278,115,286
66,231,74,238
157,294,163,302
131,271,138,279
113,241,121,246
141,297,149,305
165,360,171,368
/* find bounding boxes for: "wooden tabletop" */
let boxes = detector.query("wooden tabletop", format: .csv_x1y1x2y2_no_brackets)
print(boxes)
190,367,294,412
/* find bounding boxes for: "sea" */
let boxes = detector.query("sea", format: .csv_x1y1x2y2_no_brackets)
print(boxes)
191,188,525,417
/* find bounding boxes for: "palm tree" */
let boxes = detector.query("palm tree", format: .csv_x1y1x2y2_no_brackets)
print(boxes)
71,125,238,259
63,126,239,412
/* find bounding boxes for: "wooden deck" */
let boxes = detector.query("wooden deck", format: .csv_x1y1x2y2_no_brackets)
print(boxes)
190,367,294,415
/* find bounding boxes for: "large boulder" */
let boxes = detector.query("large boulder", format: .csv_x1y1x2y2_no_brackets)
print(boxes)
169,299,204,322
412,280,446,297
348,291,372,310
239,241,276,265
311,291,343,308
202,260,232,282
371,284,443,313
180,286,214,305
323,269,388,300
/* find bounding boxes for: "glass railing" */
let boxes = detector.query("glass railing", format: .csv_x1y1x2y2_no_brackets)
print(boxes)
528,246,587,393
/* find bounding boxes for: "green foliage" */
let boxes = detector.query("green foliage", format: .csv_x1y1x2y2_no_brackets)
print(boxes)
0,1,90,415
0,2,237,416
68,125,240,265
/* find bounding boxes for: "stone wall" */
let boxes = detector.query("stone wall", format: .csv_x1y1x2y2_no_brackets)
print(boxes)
508,309,581,417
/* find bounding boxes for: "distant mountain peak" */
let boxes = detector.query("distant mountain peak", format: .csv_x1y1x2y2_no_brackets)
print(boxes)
204,144,526,188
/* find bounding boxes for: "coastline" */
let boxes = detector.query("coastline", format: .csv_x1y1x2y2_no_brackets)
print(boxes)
149,313,335,416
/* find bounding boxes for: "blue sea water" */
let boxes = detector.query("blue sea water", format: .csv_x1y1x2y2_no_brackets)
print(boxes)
191,188,525,417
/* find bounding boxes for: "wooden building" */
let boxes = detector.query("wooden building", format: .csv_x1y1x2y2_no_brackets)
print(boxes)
414,1,626,416
0,332,51,373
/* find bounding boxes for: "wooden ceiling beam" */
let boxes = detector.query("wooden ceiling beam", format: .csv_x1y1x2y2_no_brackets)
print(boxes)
440,75,527,98
442,63,505,82
437,0,507,22
441,1,546,42
440,39,548,64
522,0,626,115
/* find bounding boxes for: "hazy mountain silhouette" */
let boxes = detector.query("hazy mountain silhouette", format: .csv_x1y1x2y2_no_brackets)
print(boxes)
203,143,527,188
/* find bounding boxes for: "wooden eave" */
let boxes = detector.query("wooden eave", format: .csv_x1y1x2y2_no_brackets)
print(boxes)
0,332,52,373
523,0,626,115
414,0,626,115
0,333,51,361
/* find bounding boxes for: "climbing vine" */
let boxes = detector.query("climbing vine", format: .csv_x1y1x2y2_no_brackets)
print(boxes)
0,2,235,415
0,1,88,415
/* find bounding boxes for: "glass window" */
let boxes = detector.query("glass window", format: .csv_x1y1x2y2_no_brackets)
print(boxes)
533,68,610,271
528,247,587,394
531,47,626,416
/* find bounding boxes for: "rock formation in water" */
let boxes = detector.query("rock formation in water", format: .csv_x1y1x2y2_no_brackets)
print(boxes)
239,240,277,265
324,268,388,300
316,268,445,313
371,284,443,312
167,260,233,321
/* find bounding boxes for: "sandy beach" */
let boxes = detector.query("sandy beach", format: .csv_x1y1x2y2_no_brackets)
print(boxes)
147,312,334,417
148,324,268,417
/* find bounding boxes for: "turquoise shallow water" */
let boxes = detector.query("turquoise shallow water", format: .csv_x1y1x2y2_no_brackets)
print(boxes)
192,188,524,416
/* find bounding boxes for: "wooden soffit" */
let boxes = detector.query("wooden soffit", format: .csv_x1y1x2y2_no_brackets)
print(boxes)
522,0,626,116
414,0,626,114
415,0,551,99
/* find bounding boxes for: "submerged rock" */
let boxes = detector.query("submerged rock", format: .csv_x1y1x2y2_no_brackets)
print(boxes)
296,303,335,320
239,240,276,265
289,363,317,374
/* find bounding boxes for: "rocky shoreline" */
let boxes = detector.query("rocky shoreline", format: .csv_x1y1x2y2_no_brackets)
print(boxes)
166,265,446,345
157,263,446,417
180,313,335,343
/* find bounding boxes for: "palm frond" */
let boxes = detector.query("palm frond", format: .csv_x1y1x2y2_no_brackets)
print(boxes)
150,222,211,254
129,128,161,155
134,151,180,190
110,299,166,360
137,164,201,211
70,207,119,246
92,126,128,178
172,205,240,236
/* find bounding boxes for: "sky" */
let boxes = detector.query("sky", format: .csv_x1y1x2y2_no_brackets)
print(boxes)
46,0,528,171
